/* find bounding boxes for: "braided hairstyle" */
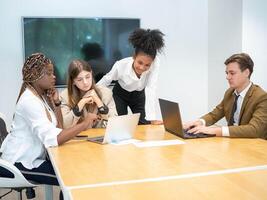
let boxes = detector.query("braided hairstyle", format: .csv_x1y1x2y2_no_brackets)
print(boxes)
129,28,165,59
17,53,52,103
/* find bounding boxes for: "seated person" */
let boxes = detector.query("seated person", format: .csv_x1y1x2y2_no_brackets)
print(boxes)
60,59,117,129
184,53,267,139
0,53,98,199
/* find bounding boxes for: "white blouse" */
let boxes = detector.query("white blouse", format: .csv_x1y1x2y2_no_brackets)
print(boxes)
97,57,160,120
0,89,62,169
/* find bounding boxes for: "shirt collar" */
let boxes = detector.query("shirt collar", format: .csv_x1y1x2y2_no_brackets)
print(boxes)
234,82,252,98
129,57,154,79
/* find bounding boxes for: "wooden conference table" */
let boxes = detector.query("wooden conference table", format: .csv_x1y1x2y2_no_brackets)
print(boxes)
47,125,267,200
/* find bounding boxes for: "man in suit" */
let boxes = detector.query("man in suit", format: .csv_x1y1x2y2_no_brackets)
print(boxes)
184,53,267,139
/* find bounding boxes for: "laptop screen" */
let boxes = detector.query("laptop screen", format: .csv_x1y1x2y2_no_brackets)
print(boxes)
104,113,140,143
159,99,184,137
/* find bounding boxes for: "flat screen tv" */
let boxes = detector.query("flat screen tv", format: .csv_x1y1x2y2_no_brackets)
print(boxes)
22,17,140,86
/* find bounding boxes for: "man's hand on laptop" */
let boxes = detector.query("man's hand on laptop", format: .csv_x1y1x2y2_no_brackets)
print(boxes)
183,119,204,130
186,125,222,136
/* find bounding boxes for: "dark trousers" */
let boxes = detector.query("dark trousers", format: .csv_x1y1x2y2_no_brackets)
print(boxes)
0,159,63,199
14,161,59,185
15,161,63,200
113,82,150,125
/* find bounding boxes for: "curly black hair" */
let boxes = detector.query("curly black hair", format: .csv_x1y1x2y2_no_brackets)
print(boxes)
129,28,165,59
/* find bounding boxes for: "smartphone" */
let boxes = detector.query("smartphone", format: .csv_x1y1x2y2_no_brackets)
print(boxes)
74,135,88,140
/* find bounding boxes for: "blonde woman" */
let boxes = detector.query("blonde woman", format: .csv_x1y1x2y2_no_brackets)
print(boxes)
60,59,117,129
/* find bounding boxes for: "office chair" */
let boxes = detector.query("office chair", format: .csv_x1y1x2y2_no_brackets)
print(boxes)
0,158,37,199
0,114,8,147
0,115,53,200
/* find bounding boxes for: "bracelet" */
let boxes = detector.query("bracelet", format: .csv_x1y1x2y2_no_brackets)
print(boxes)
98,104,109,114
54,101,61,107
73,105,82,117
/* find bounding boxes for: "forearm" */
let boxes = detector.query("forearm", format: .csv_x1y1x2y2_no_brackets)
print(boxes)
94,98,104,108
97,76,111,86
77,99,86,111
61,106,81,128
54,106,63,128
201,109,224,126
97,64,118,86
57,121,87,145
229,124,265,138
212,126,222,136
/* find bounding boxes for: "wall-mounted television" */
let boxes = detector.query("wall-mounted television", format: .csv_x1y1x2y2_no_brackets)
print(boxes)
22,17,140,87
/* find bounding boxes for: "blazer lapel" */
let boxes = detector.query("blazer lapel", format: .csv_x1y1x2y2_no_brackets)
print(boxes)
239,84,254,122
226,92,236,123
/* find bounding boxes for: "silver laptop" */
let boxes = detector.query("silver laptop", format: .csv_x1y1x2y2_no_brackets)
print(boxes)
87,113,140,144
159,98,215,139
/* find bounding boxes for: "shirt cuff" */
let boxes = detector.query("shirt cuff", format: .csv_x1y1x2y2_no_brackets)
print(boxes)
44,128,62,148
199,118,206,126
222,126,230,137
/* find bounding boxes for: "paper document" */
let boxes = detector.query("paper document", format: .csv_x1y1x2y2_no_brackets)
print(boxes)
111,139,141,145
134,139,185,148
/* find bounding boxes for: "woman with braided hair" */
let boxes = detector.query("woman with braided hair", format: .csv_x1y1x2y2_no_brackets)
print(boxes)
0,53,97,199
97,28,165,125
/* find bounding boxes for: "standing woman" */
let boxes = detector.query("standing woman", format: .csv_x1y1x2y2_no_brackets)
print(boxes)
97,28,165,124
0,53,97,199
60,59,117,129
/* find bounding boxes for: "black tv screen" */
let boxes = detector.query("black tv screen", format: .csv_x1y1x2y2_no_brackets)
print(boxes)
22,17,140,86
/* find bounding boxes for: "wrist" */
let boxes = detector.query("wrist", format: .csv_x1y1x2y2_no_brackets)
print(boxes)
54,101,61,107
198,119,206,126
94,97,103,107
78,100,85,110
98,104,109,114
73,105,82,117
96,101,104,108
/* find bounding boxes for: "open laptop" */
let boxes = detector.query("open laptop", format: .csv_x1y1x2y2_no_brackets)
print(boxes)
159,98,215,139
87,113,140,144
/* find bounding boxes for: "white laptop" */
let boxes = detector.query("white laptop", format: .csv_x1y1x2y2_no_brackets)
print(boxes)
87,113,140,144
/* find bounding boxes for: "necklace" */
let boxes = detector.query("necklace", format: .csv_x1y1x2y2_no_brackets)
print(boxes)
26,83,53,122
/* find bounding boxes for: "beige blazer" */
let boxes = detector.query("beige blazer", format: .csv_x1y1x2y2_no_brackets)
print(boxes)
60,85,117,129
202,84,267,139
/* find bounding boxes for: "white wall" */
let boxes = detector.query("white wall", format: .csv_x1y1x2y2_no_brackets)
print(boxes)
207,0,267,125
208,0,243,125
0,0,209,127
243,0,267,91
1,0,266,128
157,1,208,121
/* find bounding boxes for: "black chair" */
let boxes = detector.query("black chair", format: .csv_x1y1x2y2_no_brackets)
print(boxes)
0,115,36,199
0,115,53,200
0,116,8,147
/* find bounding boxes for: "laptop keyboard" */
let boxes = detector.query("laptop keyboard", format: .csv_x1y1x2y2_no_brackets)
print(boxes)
87,136,104,143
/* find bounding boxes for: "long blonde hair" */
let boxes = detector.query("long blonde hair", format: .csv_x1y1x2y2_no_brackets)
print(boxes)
67,59,101,109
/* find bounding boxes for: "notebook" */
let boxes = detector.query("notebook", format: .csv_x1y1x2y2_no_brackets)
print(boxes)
159,98,215,139
87,113,140,144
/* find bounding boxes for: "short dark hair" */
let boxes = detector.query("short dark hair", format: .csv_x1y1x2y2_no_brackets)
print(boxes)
129,28,165,59
224,53,254,78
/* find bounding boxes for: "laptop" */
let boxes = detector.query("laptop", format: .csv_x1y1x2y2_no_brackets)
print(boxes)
87,113,140,144
159,98,215,139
